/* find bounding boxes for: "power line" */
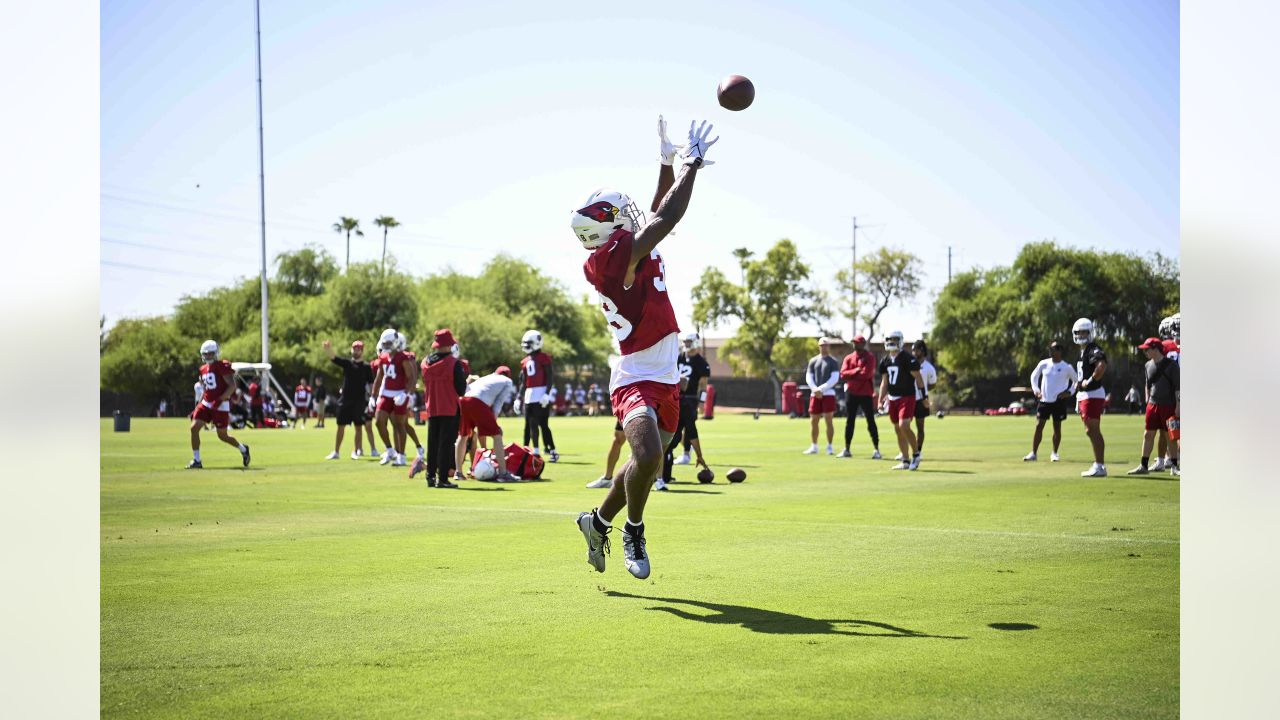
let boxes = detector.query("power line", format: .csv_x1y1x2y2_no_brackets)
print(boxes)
101,236,230,261
100,260,230,280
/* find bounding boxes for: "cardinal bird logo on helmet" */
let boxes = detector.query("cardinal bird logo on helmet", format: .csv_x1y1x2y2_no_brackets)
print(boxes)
576,201,618,223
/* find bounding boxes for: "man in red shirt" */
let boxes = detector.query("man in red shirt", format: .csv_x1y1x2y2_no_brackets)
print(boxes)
370,328,418,466
415,329,466,488
837,335,882,459
572,115,718,580
187,340,250,469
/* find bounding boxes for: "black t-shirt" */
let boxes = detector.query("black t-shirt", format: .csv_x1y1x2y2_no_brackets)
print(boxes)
677,352,711,398
1077,342,1107,395
312,384,328,402
331,356,374,406
878,352,920,399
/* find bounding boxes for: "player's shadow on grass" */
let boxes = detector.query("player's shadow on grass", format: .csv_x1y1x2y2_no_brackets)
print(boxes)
915,469,974,475
604,591,966,639
665,488,722,495
456,486,510,491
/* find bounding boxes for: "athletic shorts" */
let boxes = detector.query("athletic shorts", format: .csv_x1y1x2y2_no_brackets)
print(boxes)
913,398,931,420
611,380,679,434
376,395,409,416
336,403,365,426
1145,403,1177,431
459,396,502,437
679,396,700,439
887,396,916,423
192,403,230,429
1078,398,1106,420
809,394,836,415
1036,399,1068,422
294,403,309,417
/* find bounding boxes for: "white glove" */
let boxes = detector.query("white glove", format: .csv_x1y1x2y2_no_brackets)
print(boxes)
393,393,407,407
681,120,719,167
658,114,683,165
513,399,523,414
540,394,551,407
367,398,376,413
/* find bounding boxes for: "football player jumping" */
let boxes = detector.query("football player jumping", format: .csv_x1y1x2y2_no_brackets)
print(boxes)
187,340,250,469
573,116,718,580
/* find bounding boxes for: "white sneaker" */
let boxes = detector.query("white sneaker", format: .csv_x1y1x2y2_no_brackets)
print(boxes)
909,453,921,470
353,448,364,458
826,444,835,455
836,449,852,458
803,444,819,455
586,476,612,489
1150,458,1167,472
325,451,339,460
673,453,691,465
621,527,650,579
1171,466,1181,476
392,454,407,467
1126,465,1149,475
891,462,910,470
1050,452,1061,462
1023,452,1037,462
894,452,904,461
1081,463,1108,477
576,511,609,573
871,449,883,460
379,450,392,465
654,477,669,492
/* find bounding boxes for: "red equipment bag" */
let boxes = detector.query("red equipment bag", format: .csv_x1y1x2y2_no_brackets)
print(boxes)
504,443,545,479
703,384,716,420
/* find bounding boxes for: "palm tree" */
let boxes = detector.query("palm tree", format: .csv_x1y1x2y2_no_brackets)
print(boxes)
332,217,363,269
731,247,754,285
373,216,400,273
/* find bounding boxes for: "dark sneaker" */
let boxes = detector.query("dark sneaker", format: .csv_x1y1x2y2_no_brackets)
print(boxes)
241,445,251,467
436,478,459,489
185,460,203,469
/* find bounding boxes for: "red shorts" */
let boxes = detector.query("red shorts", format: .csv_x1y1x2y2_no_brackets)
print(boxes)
611,381,679,433
192,403,230,429
376,395,409,416
459,396,502,437
887,396,916,422
809,394,836,415
1145,403,1177,431
1079,398,1106,420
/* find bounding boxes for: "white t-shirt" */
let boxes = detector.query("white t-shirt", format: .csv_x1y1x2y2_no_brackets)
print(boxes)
914,360,938,401
1030,359,1077,402
610,331,679,392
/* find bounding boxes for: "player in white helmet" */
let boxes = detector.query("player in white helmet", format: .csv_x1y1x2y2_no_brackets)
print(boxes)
877,331,927,470
1072,318,1109,477
188,340,250,469
574,115,718,580
517,329,559,462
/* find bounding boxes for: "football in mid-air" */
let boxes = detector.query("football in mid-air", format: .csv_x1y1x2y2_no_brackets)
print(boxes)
697,467,715,484
717,75,754,111
726,467,747,483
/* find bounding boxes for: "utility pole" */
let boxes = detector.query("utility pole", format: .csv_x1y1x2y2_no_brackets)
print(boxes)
850,216,860,340
254,0,270,370
948,246,952,284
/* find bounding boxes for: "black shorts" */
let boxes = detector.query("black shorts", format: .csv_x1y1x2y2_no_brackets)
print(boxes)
337,403,366,426
1036,399,1068,422
679,396,700,439
913,399,930,420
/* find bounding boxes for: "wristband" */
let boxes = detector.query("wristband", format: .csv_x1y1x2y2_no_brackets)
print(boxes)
201,399,214,409
699,391,707,403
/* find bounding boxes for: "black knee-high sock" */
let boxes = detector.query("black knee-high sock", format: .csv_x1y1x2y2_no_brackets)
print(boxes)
917,421,925,451
844,414,856,449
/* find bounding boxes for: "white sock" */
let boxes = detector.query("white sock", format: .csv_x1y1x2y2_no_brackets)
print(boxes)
417,446,424,457
238,444,247,452
193,450,201,461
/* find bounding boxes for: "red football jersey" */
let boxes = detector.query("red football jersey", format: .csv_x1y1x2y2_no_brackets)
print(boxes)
583,229,679,355
198,361,235,405
376,351,412,391
294,384,312,405
1162,339,1179,355
521,351,554,389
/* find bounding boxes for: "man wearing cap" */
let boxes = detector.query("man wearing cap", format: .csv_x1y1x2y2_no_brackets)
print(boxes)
418,329,467,488
837,334,881,459
803,337,841,455
1024,341,1078,462
323,339,376,460
453,366,520,482
1127,338,1181,476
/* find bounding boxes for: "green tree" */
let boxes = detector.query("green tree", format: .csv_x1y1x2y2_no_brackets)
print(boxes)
328,261,418,333
100,317,193,401
731,247,754,284
332,216,363,270
691,239,825,410
373,215,400,273
275,245,338,296
835,247,924,341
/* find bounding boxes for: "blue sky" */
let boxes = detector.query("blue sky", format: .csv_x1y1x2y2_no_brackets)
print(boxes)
101,0,1178,341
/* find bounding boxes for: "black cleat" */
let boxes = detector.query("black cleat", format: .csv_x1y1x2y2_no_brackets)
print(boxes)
241,445,251,467
185,460,203,469
436,478,459,489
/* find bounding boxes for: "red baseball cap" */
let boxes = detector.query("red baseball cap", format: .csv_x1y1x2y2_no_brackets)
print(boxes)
351,340,364,349
853,335,866,344
496,365,511,377
1138,337,1163,350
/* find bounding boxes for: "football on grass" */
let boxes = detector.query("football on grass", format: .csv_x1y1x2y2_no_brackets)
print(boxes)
697,467,715,484
717,75,754,111
726,467,747,483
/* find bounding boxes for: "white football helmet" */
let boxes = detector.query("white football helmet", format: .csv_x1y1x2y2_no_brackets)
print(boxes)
1170,312,1180,342
521,330,543,353
884,330,904,353
681,331,701,351
394,332,407,352
378,328,398,354
450,342,461,359
200,339,220,362
570,188,644,249
472,451,500,481
1157,316,1174,340
1072,318,1094,345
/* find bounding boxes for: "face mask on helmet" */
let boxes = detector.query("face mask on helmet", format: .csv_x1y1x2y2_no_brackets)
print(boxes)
1170,313,1180,341
521,330,542,353
1072,318,1094,345
200,340,220,362
571,189,645,249
378,329,398,354
884,332,903,353
681,332,700,351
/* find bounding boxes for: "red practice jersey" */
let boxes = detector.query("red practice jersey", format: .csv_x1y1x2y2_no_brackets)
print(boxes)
583,229,678,355
198,361,235,405
294,384,312,406
375,351,412,392
521,351,554,390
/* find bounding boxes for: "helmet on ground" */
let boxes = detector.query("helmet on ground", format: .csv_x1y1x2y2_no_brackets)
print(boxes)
472,451,500,481
884,330,904,353
1072,318,1094,345
378,328,398,354
522,330,543,353
681,331,701,351
570,188,644,249
200,340,220,362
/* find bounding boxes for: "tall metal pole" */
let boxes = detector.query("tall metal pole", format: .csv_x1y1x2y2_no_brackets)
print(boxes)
947,246,952,284
850,216,858,339
255,0,270,367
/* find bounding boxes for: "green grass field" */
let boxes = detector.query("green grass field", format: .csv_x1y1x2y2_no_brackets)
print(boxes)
101,413,1178,719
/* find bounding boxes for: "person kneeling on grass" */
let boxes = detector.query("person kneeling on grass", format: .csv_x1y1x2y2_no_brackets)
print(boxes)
1127,338,1180,476
452,366,521,483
